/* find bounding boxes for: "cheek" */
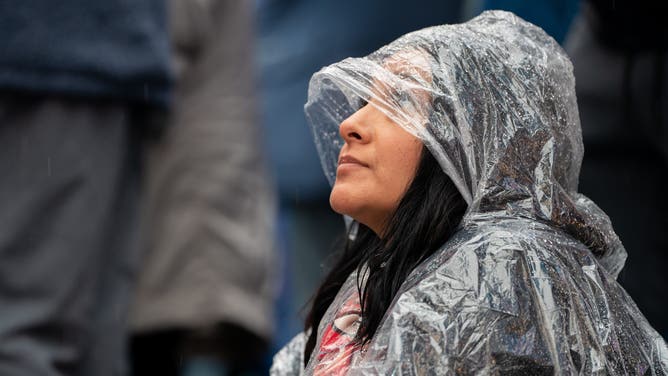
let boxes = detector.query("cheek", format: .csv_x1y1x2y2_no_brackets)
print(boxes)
380,168,411,209
377,141,422,194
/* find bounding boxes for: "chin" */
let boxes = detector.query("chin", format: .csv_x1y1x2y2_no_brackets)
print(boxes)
329,185,360,217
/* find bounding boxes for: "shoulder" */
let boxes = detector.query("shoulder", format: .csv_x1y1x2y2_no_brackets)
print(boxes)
355,224,536,372
357,218,617,374
351,218,668,374
395,221,544,314
270,331,308,376
398,217,591,314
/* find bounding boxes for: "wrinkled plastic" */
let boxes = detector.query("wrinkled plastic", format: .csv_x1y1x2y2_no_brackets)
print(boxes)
271,10,668,375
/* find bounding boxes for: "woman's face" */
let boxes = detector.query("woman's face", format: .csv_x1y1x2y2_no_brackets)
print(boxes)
329,100,423,236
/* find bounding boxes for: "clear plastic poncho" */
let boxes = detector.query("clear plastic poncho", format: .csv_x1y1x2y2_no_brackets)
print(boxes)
271,10,668,375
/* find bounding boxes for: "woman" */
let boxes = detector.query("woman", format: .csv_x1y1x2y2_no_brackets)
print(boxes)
272,11,668,375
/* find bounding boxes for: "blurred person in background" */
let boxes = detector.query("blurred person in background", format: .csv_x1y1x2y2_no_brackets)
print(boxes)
0,2,171,376
255,0,465,351
129,0,276,375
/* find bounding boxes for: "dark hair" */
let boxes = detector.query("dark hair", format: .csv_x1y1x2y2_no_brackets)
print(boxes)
303,147,467,363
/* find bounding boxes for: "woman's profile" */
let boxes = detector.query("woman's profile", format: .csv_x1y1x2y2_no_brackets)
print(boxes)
272,10,668,375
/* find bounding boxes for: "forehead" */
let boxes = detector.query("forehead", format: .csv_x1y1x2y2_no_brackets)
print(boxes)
366,49,434,106
364,49,435,115
383,49,433,83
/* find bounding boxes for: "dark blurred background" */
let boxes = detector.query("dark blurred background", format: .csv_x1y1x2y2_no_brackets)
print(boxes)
0,1,665,375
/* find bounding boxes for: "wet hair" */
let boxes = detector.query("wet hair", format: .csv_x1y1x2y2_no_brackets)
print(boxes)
303,146,467,364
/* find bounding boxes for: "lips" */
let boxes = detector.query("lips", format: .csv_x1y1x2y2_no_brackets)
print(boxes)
338,155,368,167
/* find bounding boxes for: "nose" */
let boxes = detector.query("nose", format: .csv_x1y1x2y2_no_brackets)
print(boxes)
339,105,371,144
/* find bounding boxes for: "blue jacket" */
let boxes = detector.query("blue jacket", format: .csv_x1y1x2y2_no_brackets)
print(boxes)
0,1,172,106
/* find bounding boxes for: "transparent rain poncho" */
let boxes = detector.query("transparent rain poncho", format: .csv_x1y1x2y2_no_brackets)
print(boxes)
271,10,668,375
